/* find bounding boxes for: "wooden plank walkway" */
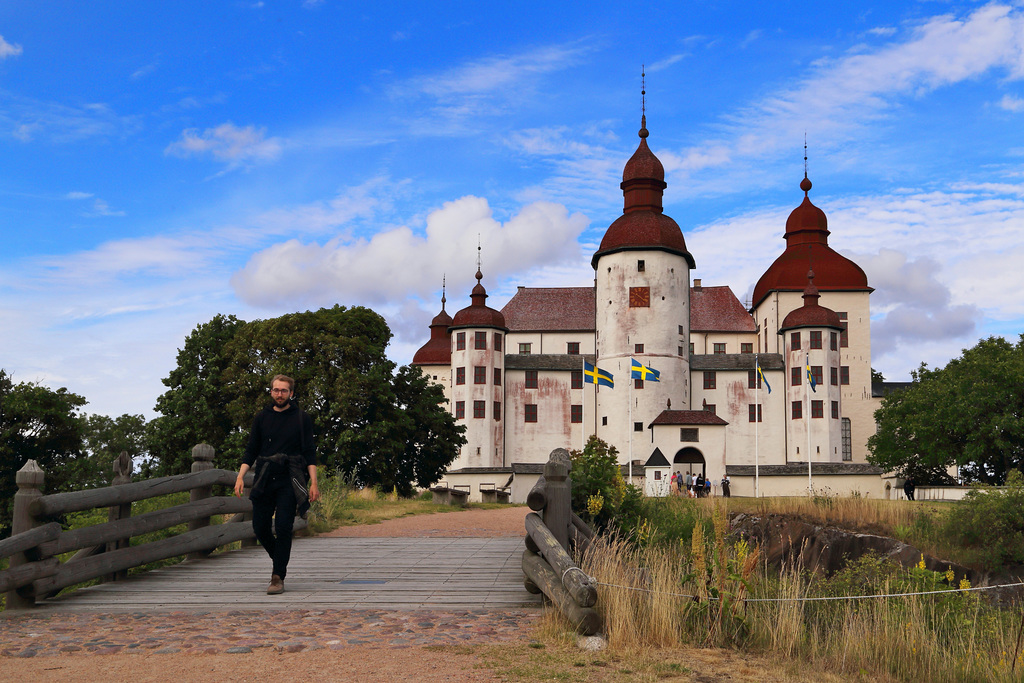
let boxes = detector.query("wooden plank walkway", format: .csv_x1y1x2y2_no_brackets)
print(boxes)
34,537,541,612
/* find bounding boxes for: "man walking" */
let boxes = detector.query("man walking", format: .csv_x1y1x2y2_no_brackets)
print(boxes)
234,374,320,594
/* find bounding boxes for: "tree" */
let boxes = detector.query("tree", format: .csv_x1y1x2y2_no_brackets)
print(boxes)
570,436,625,530
0,370,87,534
867,336,1024,485
871,367,885,384
79,413,148,487
150,306,464,491
148,314,243,474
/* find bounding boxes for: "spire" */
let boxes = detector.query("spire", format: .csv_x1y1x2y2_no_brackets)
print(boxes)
801,134,812,194
639,65,648,140
441,274,447,311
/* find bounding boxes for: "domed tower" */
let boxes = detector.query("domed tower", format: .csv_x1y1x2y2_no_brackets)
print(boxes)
592,114,695,463
778,271,844,465
411,284,454,400
751,174,874,463
449,266,507,469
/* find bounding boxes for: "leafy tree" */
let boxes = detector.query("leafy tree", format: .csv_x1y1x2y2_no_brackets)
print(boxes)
871,367,885,384
79,413,148,487
150,306,464,492
148,314,243,474
570,436,625,529
0,370,87,534
867,335,1024,485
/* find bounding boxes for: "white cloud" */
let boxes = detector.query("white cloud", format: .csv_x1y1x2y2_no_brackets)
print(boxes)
65,191,93,200
231,196,588,308
1000,94,1024,111
164,122,283,166
0,35,23,59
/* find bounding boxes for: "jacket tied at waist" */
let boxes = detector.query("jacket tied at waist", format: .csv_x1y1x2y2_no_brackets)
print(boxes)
250,452,311,519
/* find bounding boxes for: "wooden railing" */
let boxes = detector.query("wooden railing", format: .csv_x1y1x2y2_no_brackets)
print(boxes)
522,448,601,635
1,444,303,610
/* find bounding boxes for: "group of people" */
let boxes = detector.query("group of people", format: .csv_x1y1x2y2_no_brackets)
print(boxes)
668,471,730,498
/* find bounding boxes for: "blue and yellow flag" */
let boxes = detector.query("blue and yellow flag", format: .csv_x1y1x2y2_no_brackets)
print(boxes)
584,360,614,388
756,360,772,394
630,358,661,382
806,355,817,393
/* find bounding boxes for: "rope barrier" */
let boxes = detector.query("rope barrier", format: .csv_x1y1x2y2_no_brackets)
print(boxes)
588,579,1024,603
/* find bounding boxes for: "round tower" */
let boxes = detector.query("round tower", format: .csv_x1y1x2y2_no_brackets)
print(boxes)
778,271,844,465
449,267,507,468
592,115,695,464
411,287,454,399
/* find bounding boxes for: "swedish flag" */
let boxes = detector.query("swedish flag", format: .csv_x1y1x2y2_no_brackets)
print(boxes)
584,360,614,388
756,360,772,394
806,355,817,392
630,358,660,382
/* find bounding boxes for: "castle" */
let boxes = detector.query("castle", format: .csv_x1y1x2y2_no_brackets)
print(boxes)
413,115,887,501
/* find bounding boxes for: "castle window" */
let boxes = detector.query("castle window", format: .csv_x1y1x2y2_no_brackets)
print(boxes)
494,368,502,386
831,400,840,419
704,403,716,415
494,401,501,421
571,405,582,423
838,313,849,347
831,367,838,386
791,367,801,386
525,404,538,423
841,366,850,385
455,401,465,419
634,378,644,389
456,367,466,385
748,370,762,389
811,366,823,387
474,366,486,384
811,400,823,418
748,404,762,422
629,286,650,308
519,343,531,355
525,370,538,388
678,325,684,335
842,418,852,460
473,400,486,418
792,401,802,419
830,332,838,351
602,416,607,426
791,332,801,350
634,422,644,432
741,343,753,354
689,342,694,355
567,342,580,355
494,333,503,351
474,331,487,350
810,331,822,349
713,343,726,354
571,370,583,389
635,343,644,354
678,346,684,356
703,371,716,390
456,332,466,351
637,260,645,272
680,428,699,442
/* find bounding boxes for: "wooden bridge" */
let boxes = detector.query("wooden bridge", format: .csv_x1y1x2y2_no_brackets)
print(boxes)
34,536,538,612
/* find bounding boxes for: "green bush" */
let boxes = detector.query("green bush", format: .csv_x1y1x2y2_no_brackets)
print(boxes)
570,436,624,530
943,469,1024,570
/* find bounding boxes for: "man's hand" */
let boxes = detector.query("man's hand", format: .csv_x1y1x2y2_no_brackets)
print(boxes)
234,464,250,497
309,482,320,503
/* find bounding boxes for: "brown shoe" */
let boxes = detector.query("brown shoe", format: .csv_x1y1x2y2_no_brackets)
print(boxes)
267,575,284,595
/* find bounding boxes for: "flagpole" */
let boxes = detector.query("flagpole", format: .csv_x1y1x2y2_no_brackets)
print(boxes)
806,353,812,496
755,355,760,499
582,356,586,451
628,360,633,485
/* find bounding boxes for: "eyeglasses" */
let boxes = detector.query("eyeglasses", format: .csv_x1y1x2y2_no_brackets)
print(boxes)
271,388,291,394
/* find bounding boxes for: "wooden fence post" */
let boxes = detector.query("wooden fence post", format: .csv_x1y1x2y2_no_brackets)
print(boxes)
542,457,571,551
188,444,215,560
6,460,45,609
106,451,133,581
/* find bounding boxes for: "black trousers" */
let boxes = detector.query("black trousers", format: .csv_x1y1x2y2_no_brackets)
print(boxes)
251,477,297,579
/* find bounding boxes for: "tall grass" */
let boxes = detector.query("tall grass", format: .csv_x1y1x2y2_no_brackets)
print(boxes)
580,499,1024,682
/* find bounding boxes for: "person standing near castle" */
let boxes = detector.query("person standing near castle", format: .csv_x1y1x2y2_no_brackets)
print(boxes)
234,374,319,594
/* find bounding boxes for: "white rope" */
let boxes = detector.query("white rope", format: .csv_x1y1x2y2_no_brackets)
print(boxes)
562,566,594,584
589,579,1024,603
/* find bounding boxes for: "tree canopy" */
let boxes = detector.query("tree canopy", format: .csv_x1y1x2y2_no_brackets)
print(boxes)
867,335,1024,485
150,305,465,492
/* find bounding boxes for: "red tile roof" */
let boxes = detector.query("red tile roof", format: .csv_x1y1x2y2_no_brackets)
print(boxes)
501,287,596,332
650,410,729,426
690,286,756,332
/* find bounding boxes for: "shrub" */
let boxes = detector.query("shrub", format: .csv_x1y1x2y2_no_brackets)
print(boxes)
943,469,1024,570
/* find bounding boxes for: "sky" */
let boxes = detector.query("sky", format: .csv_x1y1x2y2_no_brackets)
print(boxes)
1,1,1023,419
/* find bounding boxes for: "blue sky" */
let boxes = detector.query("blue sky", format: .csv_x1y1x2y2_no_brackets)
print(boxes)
1,1,1023,418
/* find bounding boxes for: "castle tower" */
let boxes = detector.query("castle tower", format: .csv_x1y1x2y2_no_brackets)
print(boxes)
449,267,507,468
778,271,844,464
592,115,695,463
411,285,454,400
751,175,874,462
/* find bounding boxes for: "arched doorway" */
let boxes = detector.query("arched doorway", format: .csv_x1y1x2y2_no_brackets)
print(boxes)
673,447,706,479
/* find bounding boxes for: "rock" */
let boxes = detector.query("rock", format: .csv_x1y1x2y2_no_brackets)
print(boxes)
577,635,606,651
